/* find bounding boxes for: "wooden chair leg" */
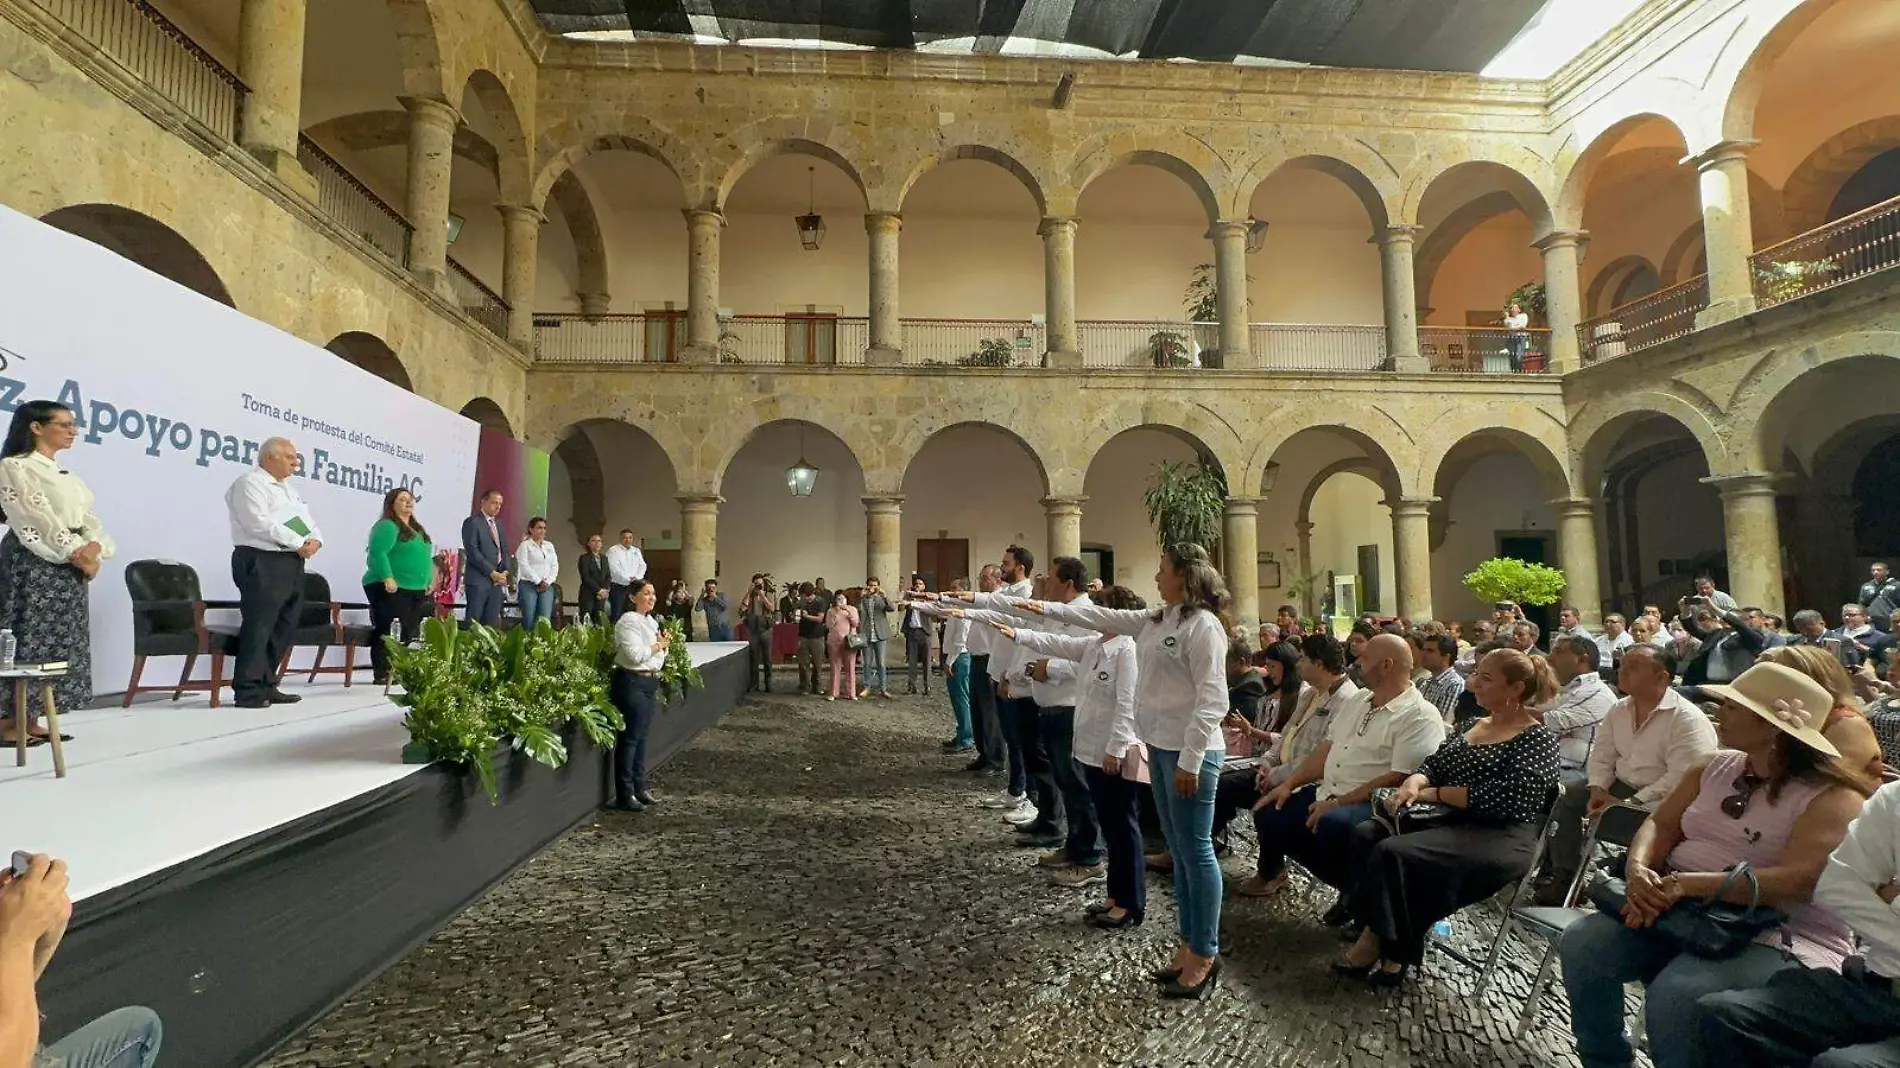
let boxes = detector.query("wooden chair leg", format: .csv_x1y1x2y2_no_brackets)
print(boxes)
342,643,356,688
210,652,225,708
278,649,292,683
40,685,64,779
307,646,326,684
123,654,146,708
174,653,198,701
12,681,24,768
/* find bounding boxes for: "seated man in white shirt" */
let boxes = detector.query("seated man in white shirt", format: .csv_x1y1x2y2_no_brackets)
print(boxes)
1535,643,1718,903
1595,613,1635,664
1701,780,1900,1064
1541,635,1617,770
1246,634,1446,920
1551,605,1594,643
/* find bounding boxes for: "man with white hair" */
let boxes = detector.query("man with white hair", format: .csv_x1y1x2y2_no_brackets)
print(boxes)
224,436,322,709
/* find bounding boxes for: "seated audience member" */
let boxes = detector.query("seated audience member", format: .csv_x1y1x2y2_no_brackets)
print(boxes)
1256,622,1281,650
1210,642,1308,855
1866,652,1900,770
1452,639,1510,727
1336,649,1561,985
1226,640,1268,726
1260,634,1360,791
1537,644,1719,905
1275,605,1304,640
1680,604,1770,687
1243,635,1445,912
1414,632,1466,724
1629,613,1665,651
1836,603,1895,667
1552,605,1592,642
1541,635,1617,769
1596,613,1635,664
1559,663,1869,1068
1344,621,1377,686
1760,644,1885,784
1511,619,1541,654
1449,621,1471,655
1740,607,1786,650
1,854,163,1068
1701,778,1900,1065
1789,608,1855,665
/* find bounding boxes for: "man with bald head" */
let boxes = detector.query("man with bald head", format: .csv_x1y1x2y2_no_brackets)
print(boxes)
1244,633,1445,918
225,436,323,709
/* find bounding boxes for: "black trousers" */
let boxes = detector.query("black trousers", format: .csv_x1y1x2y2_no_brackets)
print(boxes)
611,670,660,803
1085,763,1146,918
1212,765,1263,850
1701,964,1900,1067
1038,707,1101,864
608,583,632,622
903,629,931,693
1346,817,1539,966
363,583,429,681
577,589,608,625
968,655,1004,766
465,573,504,626
746,627,773,690
1010,696,1060,829
231,546,303,700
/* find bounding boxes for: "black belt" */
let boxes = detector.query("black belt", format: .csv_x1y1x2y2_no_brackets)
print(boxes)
619,668,660,678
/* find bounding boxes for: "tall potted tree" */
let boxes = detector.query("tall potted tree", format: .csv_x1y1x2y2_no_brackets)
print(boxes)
1143,455,1227,560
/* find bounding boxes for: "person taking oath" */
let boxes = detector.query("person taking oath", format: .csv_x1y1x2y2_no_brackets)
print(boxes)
224,436,321,709
460,489,510,627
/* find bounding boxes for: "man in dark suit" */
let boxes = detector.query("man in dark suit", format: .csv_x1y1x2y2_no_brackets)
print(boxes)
461,489,511,626
576,532,610,624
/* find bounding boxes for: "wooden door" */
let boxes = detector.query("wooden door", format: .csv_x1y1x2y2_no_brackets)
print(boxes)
786,313,839,364
914,538,970,590
644,311,685,363
643,548,682,600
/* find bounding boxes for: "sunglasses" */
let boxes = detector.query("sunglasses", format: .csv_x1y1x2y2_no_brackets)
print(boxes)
1720,771,1764,819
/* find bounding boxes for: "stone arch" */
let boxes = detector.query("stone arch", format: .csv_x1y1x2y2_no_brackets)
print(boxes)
550,421,620,548
1660,223,1707,285
1714,0,1851,146
1585,254,1663,317
547,170,610,307
40,204,236,308
711,414,879,499
1400,155,1557,236
526,398,696,490
1552,113,1692,231
459,68,531,204
1780,116,1900,233
1414,190,1521,314
383,0,450,100
1745,334,1900,472
324,331,411,391
1298,457,1384,525
1570,391,1728,493
459,396,512,435
895,144,1050,217
1073,401,1248,493
1067,133,1226,223
531,115,696,210
710,120,874,213
1245,406,1418,500
892,417,1056,497
303,110,500,183
1420,422,1572,501
1228,143,1399,228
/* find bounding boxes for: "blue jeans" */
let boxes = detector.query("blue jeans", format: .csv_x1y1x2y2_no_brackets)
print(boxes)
517,583,555,629
43,1006,162,1068
861,638,888,692
1560,909,1796,1068
1149,746,1224,957
707,623,732,642
946,652,973,746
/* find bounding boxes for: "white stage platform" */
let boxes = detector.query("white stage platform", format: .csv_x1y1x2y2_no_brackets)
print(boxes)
0,642,748,903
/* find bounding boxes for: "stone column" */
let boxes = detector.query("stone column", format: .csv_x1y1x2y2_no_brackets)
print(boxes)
676,494,721,640
864,496,904,589
865,212,902,366
1224,497,1261,635
1294,520,1316,617
1708,472,1786,617
682,209,724,363
1552,497,1604,627
497,204,541,353
1211,220,1253,369
1040,216,1079,367
1042,496,1086,562
1388,498,1438,622
238,0,315,194
1534,229,1587,373
401,96,459,296
1377,224,1425,371
1692,141,1759,326
578,292,612,318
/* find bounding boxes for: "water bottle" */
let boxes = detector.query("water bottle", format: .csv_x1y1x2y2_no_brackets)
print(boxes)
1,629,16,671
1432,918,1455,939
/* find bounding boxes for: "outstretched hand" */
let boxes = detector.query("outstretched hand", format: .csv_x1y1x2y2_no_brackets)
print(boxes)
988,620,1017,640
1012,599,1045,615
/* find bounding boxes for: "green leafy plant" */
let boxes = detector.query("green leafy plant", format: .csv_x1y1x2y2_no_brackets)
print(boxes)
1284,568,1328,615
386,618,503,800
1143,456,1228,552
1184,263,1220,322
1461,557,1568,608
1754,258,1839,303
658,616,704,699
956,337,1015,367
1507,281,1547,323
1149,330,1191,368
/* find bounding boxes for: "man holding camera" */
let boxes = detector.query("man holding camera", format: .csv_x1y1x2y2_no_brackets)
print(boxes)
2,853,162,1068
741,575,776,693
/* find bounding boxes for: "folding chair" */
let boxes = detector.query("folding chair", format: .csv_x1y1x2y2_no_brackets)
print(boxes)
1474,797,1650,1039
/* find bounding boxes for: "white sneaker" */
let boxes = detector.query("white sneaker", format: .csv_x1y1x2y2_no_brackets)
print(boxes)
1003,799,1041,825
979,790,1024,809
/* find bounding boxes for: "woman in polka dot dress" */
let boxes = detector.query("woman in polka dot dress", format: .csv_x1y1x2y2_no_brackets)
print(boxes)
1335,647,1561,984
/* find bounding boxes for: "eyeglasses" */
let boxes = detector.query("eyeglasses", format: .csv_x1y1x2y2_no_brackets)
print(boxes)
1720,771,1764,819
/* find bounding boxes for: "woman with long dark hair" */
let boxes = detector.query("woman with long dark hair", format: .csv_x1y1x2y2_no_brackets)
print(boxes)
0,400,111,736
1014,543,1233,998
362,486,433,686
610,578,668,812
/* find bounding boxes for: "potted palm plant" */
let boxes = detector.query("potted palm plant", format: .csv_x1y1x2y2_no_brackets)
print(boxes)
1143,455,1227,556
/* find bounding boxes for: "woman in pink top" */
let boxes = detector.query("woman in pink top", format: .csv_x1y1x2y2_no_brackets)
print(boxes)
824,592,860,701
1559,663,1871,1068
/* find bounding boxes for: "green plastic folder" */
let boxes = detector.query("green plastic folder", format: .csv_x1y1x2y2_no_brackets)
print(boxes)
284,515,312,537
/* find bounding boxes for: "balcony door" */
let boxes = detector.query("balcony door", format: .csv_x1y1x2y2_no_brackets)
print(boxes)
785,312,838,365
915,538,970,589
643,309,685,363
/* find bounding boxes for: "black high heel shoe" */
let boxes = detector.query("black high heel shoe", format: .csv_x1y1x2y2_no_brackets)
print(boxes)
1160,958,1222,999
1365,963,1409,988
1086,910,1143,930
1330,958,1374,979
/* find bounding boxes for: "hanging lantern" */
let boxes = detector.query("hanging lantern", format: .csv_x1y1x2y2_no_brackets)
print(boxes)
786,457,819,496
795,165,824,251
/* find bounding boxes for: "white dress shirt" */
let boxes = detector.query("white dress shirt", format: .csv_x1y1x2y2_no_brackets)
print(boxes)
1585,687,1719,803
613,610,667,672
515,538,558,586
0,451,114,564
225,467,322,551
1011,629,1139,767
1318,686,1446,801
1596,628,1635,662
1038,600,1230,772
605,542,647,585
981,580,1034,684
1817,780,1900,980
940,613,971,661
978,592,1091,707
1540,671,1618,766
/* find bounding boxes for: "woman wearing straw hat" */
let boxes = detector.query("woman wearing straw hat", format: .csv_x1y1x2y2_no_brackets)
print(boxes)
1558,662,1873,1068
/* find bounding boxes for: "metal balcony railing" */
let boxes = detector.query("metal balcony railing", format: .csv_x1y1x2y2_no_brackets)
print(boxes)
901,319,1046,367
296,136,413,267
30,0,246,140
1577,275,1709,363
1252,323,1389,372
446,258,508,339
1749,190,1900,309
1077,321,1220,368
1419,326,1552,374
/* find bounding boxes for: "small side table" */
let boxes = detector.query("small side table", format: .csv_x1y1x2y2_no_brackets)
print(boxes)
5,668,68,778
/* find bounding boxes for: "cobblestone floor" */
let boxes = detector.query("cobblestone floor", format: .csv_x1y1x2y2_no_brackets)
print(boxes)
265,684,1608,1068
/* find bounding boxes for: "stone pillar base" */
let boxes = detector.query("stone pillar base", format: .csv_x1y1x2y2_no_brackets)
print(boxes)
1695,297,1757,329
1393,355,1431,374
253,146,318,200
678,343,716,365
1212,349,1257,371
865,345,903,367
412,267,454,303
1045,349,1082,369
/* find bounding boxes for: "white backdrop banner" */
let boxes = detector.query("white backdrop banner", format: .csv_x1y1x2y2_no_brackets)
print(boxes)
0,204,481,695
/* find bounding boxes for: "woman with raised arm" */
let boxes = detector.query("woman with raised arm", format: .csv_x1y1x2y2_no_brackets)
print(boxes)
1011,544,1232,998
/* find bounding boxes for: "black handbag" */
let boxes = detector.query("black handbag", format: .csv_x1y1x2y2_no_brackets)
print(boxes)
1369,786,1459,836
1586,862,1786,960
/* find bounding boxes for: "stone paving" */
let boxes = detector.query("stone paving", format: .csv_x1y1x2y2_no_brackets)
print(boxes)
265,685,1611,1068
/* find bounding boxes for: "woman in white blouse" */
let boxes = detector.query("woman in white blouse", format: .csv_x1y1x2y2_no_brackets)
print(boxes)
610,579,668,812
513,516,559,631
1014,544,1233,999
0,400,112,737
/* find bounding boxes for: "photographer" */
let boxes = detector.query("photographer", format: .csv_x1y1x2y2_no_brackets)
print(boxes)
741,574,776,693
2,853,162,1068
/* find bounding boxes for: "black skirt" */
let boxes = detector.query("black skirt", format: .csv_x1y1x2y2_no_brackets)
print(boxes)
0,531,92,710
1346,817,1540,965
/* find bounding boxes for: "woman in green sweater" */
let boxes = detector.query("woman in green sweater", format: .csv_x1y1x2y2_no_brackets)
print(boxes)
363,486,435,685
